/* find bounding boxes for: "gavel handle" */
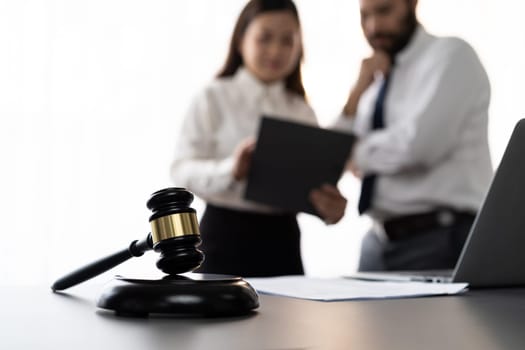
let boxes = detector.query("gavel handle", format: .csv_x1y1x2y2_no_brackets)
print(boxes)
51,234,152,291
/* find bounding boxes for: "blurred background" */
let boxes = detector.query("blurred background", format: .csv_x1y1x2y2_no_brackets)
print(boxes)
1,0,523,286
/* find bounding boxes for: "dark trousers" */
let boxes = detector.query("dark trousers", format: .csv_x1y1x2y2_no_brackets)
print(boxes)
358,212,475,271
196,204,303,277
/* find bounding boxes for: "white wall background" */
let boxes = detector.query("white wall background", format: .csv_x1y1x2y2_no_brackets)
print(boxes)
1,0,524,286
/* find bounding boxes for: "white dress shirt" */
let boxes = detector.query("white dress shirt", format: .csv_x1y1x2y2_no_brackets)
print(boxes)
171,68,317,213
334,26,493,220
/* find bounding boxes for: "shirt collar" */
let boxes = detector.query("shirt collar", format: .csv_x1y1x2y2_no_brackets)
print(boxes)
395,25,433,66
234,67,286,102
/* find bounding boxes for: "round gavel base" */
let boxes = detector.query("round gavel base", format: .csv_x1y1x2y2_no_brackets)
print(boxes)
97,273,259,318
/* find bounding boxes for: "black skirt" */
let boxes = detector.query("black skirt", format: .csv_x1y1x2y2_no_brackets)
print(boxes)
195,204,304,277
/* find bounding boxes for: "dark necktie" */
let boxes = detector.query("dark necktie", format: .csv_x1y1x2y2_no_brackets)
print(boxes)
358,73,391,214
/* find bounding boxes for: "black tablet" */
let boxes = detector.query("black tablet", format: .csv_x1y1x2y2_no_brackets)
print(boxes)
245,116,355,215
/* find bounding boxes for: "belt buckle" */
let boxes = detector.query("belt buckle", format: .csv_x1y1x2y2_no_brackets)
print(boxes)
373,221,389,241
436,209,456,227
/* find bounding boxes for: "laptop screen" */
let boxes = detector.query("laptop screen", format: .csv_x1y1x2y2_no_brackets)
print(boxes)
453,119,525,287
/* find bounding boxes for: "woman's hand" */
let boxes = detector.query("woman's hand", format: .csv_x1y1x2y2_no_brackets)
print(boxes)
309,184,347,225
232,138,256,181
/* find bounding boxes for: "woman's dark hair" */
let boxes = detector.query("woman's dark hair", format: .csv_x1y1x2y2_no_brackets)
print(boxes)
217,0,306,98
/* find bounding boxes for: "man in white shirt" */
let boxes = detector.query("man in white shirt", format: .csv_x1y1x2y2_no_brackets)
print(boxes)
334,0,493,271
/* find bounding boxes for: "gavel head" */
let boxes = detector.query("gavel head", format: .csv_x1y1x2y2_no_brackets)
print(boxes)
146,187,204,275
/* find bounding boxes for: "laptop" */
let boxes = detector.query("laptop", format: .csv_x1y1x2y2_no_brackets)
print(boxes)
348,119,525,288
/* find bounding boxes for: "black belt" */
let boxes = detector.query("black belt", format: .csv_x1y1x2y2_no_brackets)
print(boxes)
382,209,476,241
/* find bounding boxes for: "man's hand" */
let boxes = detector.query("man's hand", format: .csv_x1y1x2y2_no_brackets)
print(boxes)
232,138,256,181
309,184,347,225
357,51,392,88
343,51,392,117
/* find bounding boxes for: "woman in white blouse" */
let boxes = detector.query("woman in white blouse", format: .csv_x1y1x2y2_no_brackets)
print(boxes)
171,0,346,277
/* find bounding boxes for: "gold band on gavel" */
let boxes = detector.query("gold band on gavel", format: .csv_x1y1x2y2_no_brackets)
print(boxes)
150,212,200,244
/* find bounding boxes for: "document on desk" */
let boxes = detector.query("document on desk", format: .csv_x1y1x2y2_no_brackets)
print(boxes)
246,276,468,301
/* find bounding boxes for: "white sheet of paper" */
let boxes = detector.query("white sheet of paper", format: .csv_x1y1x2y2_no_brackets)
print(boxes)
246,276,468,301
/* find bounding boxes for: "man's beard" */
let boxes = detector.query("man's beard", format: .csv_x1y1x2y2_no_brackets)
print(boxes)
368,9,418,57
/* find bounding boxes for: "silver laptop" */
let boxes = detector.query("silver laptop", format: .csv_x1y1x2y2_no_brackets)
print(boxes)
348,119,525,288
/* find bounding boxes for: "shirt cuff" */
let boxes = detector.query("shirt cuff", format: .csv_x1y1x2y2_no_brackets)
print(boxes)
352,140,372,173
330,114,355,132
212,155,237,192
